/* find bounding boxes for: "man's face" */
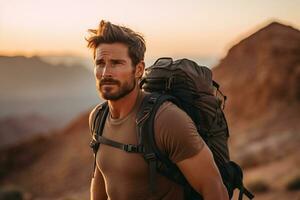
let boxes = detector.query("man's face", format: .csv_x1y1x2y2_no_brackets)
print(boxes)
94,43,137,101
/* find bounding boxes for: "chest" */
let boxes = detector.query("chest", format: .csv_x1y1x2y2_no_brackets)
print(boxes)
96,115,149,180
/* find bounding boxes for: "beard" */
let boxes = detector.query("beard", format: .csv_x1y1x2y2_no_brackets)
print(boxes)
97,76,136,101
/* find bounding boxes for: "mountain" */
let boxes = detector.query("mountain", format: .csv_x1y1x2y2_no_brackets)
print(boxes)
213,22,300,122
212,21,300,152
213,22,300,199
0,114,57,149
0,55,95,99
40,55,219,70
0,112,93,199
0,56,100,148
40,55,94,70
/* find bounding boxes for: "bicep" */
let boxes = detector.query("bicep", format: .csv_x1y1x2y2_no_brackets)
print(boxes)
91,167,107,200
176,144,223,194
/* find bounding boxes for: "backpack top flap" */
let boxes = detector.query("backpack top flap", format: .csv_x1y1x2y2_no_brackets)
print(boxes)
142,57,214,96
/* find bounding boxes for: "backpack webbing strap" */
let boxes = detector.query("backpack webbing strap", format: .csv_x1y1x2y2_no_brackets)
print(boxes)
221,161,254,200
239,188,244,200
213,80,227,110
234,165,254,200
145,95,201,199
94,102,109,137
136,93,161,193
243,188,255,199
145,152,157,193
94,135,144,153
90,139,100,178
89,101,109,178
136,93,182,194
238,183,254,200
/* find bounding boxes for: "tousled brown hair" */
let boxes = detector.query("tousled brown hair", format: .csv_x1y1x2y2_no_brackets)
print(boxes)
86,20,146,66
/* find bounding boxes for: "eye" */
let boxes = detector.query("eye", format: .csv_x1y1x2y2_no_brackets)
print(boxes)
96,60,105,68
111,60,123,67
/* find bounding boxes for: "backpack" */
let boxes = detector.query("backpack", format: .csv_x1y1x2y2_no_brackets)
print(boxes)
89,57,254,200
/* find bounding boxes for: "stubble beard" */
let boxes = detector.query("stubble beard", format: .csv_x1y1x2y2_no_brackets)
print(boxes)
98,76,136,101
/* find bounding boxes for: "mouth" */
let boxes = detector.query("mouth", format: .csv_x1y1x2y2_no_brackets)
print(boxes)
100,79,120,87
101,82,117,85
100,81,119,87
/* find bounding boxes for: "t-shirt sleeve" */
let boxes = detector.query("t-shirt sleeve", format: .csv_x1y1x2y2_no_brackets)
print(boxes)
154,101,205,163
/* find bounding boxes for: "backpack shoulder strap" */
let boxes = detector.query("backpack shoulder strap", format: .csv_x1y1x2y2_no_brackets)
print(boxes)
220,161,255,200
136,92,183,193
89,101,109,177
89,101,109,136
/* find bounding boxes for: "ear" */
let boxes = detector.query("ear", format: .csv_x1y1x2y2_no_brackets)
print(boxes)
135,61,145,79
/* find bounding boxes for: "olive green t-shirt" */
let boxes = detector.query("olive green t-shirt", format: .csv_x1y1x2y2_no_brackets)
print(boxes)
96,92,204,200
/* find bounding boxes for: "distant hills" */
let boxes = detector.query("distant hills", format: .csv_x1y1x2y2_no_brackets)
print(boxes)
0,114,57,148
0,55,95,99
40,55,218,70
0,55,100,148
0,112,92,199
0,55,100,118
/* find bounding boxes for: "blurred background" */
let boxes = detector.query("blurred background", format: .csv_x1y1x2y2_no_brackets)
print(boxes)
0,0,300,199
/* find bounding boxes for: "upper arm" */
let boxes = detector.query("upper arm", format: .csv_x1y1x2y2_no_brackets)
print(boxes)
154,102,228,198
89,104,108,200
154,102,204,163
176,145,228,199
91,167,107,200
176,144,219,189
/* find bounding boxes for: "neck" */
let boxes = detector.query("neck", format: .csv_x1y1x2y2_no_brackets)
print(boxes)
108,87,140,119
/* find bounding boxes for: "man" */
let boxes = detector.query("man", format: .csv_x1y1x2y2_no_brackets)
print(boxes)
87,20,229,200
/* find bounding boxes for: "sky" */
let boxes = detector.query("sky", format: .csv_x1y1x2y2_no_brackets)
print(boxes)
0,0,300,61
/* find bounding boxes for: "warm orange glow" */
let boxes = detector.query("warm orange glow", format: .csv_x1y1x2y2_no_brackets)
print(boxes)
1,0,299,60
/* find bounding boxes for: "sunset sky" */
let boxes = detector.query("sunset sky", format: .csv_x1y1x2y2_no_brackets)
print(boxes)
1,0,300,61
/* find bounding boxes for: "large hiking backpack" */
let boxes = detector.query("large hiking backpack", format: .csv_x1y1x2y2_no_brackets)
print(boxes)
89,57,254,200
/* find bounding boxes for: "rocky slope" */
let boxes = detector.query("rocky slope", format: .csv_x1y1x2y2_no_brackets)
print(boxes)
0,114,57,149
213,22,300,199
0,112,93,199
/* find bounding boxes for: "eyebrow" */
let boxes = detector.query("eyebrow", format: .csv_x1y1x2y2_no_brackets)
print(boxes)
95,58,127,65
95,59,104,65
